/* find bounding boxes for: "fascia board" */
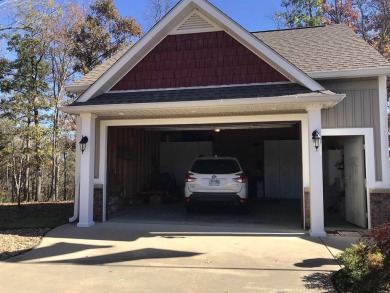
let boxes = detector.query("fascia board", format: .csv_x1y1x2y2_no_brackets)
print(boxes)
65,85,89,93
62,93,345,114
309,67,390,79
193,0,325,92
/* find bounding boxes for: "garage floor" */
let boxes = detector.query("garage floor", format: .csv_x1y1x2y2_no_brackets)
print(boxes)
110,199,302,229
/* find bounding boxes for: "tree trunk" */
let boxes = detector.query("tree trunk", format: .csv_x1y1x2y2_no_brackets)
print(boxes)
33,107,43,201
23,166,29,202
23,120,31,202
36,167,42,201
12,163,22,207
54,156,59,200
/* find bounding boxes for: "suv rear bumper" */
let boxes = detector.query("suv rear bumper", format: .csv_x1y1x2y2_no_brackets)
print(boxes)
186,192,247,205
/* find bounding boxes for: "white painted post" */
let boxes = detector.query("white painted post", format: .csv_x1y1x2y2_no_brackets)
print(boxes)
307,107,326,237
78,113,97,228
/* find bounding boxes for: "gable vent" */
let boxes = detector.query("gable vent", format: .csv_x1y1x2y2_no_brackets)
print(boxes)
170,10,221,35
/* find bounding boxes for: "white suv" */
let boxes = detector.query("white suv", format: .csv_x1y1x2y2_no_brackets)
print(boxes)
184,157,248,212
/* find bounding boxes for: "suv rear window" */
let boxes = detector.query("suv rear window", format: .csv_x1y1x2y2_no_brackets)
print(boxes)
190,159,240,174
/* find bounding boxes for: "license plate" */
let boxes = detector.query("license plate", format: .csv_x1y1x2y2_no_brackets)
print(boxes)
209,179,220,186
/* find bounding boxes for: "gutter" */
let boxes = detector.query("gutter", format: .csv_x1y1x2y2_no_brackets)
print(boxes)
62,93,346,115
308,67,390,79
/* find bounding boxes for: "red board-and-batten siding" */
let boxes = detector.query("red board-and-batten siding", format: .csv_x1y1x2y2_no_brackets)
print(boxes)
111,31,289,91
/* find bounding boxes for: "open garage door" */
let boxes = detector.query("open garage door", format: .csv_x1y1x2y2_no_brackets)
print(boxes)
105,122,303,229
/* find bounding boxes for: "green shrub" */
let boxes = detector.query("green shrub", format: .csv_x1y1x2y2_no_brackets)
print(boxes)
335,222,390,292
336,243,383,291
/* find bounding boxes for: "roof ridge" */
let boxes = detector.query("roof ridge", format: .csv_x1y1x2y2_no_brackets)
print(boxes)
251,24,346,34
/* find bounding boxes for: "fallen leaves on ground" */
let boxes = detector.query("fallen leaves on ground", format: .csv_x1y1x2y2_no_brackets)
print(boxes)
0,228,50,261
0,201,73,261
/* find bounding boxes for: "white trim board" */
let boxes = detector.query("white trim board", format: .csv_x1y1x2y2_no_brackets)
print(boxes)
378,76,390,186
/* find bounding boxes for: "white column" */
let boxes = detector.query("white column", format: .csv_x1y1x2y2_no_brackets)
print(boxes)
78,113,97,228
307,107,326,237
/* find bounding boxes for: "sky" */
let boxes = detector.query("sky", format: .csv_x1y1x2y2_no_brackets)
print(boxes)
0,0,283,59
113,0,283,33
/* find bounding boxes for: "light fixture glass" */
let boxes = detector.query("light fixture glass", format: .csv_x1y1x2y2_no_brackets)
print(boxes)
79,136,88,154
312,130,321,151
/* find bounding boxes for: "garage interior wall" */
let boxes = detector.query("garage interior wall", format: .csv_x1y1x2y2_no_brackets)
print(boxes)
264,140,302,199
107,127,161,210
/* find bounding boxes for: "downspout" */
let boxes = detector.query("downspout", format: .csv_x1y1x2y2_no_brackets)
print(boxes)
69,177,80,222
69,116,82,222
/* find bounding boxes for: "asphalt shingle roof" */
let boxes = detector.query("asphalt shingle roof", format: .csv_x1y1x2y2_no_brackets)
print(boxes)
253,24,390,73
72,83,315,106
71,45,132,88
69,24,390,91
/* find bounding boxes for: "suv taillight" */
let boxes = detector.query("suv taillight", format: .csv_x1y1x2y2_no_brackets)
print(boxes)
185,172,196,182
233,173,246,183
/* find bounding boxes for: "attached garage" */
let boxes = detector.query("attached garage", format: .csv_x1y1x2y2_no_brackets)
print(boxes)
63,0,390,237
103,123,302,223
107,122,302,199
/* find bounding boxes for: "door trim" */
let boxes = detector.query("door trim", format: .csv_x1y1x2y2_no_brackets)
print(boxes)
322,128,374,229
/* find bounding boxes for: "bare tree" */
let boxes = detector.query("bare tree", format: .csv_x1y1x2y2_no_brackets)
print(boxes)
144,0,176,31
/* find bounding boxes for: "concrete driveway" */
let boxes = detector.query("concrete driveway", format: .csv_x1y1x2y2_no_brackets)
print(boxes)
0,221,359,293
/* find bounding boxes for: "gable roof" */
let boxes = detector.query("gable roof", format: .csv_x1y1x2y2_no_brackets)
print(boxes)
66,23,390,94
68,0,324,102
254,24,390,79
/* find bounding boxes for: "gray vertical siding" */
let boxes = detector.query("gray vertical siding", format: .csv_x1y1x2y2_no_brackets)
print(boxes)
320,78,382,181
322,89,376,128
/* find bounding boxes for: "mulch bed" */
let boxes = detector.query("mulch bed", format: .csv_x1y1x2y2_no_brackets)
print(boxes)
0,228,50,261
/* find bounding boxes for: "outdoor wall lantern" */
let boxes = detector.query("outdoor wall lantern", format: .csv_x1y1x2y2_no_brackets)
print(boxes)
312,130,321,151
79,135,88,154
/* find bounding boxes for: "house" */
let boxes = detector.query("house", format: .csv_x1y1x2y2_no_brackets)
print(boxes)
63,0,390,237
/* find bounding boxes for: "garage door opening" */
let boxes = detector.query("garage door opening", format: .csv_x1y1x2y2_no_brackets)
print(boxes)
322,135,368,229
105,122,303,228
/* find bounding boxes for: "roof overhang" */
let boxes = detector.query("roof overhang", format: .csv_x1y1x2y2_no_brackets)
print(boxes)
62,92,345,118
65,85,89,93
309,67,390,79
